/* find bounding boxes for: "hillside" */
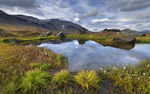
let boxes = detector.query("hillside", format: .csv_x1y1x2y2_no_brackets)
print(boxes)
0,10,89,35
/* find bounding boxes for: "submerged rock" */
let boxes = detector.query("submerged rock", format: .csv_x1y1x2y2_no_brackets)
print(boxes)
113,36,136,44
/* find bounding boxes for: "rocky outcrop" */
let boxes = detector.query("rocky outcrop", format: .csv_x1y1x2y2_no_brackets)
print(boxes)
121,29,145,37
77,28,88,34
113,36,136,44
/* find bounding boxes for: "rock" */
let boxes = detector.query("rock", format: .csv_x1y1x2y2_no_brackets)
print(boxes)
78,39,87,44
0,29,6,32
3,38,21,44
46,32,52,36
78,28,87,34
121,29,145,37
113,36,136,44
57,32,65,39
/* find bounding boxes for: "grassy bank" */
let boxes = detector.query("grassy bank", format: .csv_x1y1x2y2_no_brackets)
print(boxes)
136,34,150,43
0,42,149,94
0,35,59,45
1,28,150,45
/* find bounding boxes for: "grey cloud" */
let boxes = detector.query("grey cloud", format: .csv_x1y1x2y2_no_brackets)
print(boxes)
106,0,150,12
0,0,39,8
121,0,150,11
53,0,68,8
79,8,99,19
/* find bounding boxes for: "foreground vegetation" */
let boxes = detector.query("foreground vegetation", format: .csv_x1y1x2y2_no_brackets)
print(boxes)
0,42,149,94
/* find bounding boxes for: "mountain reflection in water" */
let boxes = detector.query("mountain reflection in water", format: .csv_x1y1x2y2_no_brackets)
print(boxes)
39,40,150,71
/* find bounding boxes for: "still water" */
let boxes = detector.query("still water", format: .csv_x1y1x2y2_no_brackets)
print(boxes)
39,40,150,71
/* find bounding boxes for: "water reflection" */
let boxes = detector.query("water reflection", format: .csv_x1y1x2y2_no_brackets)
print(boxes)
38,40,150,71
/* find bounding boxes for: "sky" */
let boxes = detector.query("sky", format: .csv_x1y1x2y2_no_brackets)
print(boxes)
0,0,150,32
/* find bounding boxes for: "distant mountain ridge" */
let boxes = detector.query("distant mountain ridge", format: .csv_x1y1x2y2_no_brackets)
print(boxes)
141,30,150,34
0,10,89,34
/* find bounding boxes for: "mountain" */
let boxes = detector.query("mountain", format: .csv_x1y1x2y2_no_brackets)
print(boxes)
0,10,89,34
121,29,145,36
141,30,150,34
100,29,145,37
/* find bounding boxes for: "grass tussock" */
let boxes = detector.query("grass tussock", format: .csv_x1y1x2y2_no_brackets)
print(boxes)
52,70,70,86
21,69,51,93
74,70,99,90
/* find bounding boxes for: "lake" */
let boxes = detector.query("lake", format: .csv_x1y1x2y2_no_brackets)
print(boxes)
38,40,150,71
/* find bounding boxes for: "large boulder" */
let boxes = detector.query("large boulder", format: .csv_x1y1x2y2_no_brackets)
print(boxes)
113,36,136,44
121,29,145,37
46,32,52,36
57,32,65,39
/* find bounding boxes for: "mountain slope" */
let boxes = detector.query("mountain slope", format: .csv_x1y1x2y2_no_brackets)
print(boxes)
141,30,150,34
0,10,89,34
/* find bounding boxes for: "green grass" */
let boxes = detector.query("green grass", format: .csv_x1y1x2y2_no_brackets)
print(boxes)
74,70,99,90
136,34,150,43
30,63,52,70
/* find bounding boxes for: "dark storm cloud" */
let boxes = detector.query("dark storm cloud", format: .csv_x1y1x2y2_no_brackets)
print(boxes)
0,0,39,8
